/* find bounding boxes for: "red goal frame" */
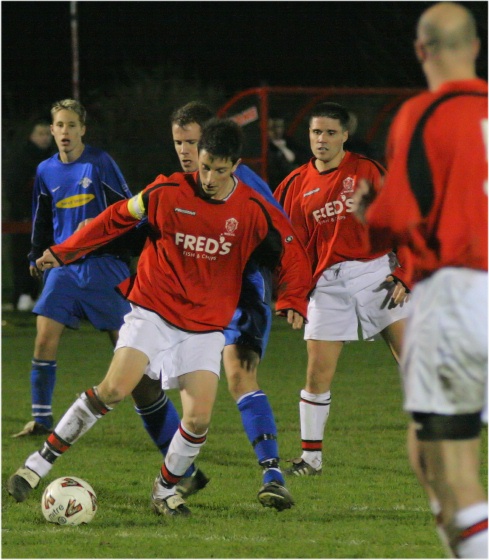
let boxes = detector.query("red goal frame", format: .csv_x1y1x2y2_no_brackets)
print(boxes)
217,86,421,184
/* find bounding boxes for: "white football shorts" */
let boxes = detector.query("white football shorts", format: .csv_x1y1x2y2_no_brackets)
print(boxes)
402,268,488,418
304,253,410,341
115,304,225,390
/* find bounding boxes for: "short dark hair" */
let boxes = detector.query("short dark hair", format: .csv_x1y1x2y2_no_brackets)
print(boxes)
198,118,243,164
309,102,350,130
170,101,214,128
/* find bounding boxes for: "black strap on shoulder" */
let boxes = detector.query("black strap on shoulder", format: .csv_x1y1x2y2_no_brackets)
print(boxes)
407,91,487,217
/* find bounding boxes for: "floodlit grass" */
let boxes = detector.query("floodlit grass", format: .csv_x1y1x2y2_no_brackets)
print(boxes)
2,311,486,558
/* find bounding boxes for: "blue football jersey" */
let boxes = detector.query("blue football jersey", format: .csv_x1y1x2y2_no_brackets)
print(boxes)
235,163,284,213
224,163,282,356
30,145,132,261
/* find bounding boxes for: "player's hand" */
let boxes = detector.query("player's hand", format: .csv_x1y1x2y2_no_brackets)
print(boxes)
76,218,94,231
36,249,60,272
29,264,42,280
352,178,377,224
276,309,304,330
386,275,409,305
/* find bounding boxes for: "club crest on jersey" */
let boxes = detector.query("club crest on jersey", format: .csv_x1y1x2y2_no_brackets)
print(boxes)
225,218,238,235
342,176,355,193
79,177,93,189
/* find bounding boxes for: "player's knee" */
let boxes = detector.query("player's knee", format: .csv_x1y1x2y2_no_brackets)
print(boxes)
225,369,258,400
33,333,58,358
412,412,482,441
182,411,212,436
96,379,129,406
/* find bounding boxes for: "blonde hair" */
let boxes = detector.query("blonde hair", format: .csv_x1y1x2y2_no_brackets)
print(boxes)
50,99,87,126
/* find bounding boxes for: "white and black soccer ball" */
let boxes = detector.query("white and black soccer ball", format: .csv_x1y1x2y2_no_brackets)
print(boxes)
41,476,97,526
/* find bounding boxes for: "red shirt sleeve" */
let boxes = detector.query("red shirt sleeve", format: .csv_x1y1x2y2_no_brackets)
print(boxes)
49,197,138,264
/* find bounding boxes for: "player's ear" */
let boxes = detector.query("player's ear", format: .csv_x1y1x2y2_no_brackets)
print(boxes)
472,37,480,59
232,158,242,173
414,39,426,63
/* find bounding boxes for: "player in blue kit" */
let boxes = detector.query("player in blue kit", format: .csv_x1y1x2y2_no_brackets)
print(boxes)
12,99,154,439
166,102,295,509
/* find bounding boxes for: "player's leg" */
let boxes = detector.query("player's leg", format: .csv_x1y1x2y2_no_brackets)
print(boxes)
13,266,87,437
152,369,218,517
224,344,294,510
223,266,293,504
414,415,488,558
402,268,488,557
13,315,65,437
287,264,354,477
407,422,455,556
7,346,149,502
286,339,342,476
131,373,207,496
379,317,405,363
152,329,223,517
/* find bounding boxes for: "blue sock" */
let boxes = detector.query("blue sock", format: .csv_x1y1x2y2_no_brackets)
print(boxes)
134,392,194,477
237,390,284,485
31,358,56,428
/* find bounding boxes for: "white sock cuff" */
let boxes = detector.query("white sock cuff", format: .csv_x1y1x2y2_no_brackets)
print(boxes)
236,391,258,405
25,451,53,478
180,423,208,440
300,389,331,404
455,502,488,529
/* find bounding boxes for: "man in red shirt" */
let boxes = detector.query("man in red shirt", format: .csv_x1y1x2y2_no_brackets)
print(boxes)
8,118,311,517
354,3,487,557
274,101,410,477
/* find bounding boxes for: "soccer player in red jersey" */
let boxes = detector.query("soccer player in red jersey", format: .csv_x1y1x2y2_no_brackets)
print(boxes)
274,102,411,477
8,118,311,517
354,3,488,557
170,101,296,506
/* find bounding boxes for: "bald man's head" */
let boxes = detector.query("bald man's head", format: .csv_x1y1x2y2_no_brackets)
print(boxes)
414,2,480,89
417,2,478,53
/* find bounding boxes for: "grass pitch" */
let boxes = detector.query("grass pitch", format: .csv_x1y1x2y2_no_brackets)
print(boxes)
2,311,486,558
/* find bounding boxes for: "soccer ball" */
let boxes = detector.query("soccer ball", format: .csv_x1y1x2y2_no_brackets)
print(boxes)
41,476,97,526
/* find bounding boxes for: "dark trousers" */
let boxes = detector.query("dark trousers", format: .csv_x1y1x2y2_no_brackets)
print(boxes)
11,233,40,306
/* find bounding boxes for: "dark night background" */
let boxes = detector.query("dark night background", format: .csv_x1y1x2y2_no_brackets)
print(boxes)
2,1,488,118
1,1,487,302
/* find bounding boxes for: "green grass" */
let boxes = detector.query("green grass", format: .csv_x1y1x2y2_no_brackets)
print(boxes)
2,311,486,558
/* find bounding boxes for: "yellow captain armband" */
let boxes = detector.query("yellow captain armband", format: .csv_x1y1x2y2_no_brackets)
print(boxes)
128,192,146,220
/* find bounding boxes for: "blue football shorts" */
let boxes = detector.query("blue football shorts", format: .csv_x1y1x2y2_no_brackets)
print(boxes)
33,255,131,331
224,263,273,358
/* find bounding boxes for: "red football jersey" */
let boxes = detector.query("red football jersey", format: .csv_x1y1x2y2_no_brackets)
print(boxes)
366,79,488,282
274,152,403,288
49,172,311,332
